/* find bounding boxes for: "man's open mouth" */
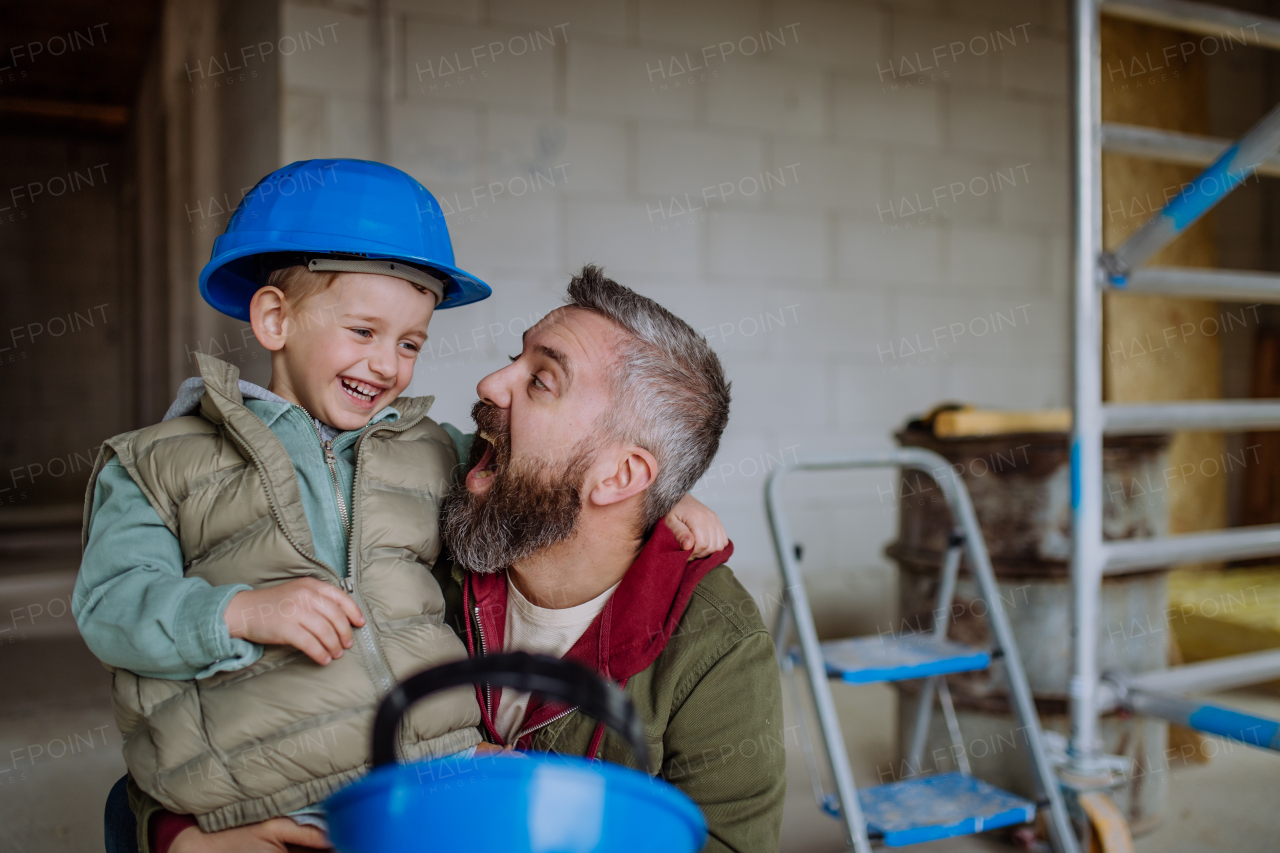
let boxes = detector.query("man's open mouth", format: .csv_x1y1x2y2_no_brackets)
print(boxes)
340,376,384,405
467,430,501,487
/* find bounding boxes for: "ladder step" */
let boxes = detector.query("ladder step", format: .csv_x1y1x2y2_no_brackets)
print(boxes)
1103,523,1280,574
1102,400,1280,434
1103,0,1280,51
810,634,990,685
1115,266,1280,302
1102,123,1280,178
822,773,1036,846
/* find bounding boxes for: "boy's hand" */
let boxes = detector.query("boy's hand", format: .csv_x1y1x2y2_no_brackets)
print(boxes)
225,579,366,666
664,494,728,561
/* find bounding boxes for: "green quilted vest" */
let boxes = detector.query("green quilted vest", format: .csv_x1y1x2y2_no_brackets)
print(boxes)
82,354,481,830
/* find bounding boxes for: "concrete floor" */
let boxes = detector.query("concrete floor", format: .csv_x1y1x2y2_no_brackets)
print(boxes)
0,635,125,853
1,633,1277,852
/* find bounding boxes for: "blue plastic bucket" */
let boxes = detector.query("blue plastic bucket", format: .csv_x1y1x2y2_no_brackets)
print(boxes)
327,751,706,853
325,653,708,853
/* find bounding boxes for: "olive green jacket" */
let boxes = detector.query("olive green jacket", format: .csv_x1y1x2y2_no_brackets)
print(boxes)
444,525,785,853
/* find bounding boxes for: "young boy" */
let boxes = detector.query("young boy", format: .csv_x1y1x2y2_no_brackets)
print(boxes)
75,160,725,850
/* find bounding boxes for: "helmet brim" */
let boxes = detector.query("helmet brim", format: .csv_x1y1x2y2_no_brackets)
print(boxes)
199,236,492,321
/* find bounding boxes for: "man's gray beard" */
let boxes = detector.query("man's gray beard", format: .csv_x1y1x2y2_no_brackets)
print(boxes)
440,448,592,575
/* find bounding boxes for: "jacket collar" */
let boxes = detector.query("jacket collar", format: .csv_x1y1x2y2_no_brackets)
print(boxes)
463,520,733,743
192,354,318,556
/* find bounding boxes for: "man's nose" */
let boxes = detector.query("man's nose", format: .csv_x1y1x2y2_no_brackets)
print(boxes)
476,362,515,409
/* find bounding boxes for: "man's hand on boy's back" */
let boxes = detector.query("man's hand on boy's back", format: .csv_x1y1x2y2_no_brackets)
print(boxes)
170,818,332,853
224,579,366,666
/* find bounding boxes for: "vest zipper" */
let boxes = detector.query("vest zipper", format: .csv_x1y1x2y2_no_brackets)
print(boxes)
224,406,426,700
219,425,380,687
345,424,399,696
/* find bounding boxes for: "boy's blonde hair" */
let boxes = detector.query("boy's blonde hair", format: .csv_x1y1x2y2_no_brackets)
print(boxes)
266,265,340,307
265,262,443,309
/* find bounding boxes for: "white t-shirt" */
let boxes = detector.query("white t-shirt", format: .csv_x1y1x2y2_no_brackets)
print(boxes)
494,575,620,743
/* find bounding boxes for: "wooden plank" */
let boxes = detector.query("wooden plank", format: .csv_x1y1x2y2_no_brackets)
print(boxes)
932,408,1071,438
1103,0,1280,52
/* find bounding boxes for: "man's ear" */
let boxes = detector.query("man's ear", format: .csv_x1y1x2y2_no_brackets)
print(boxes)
249,286,290,352
588,446,657,508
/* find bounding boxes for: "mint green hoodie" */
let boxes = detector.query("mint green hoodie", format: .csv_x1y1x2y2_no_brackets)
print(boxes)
73,379,466,682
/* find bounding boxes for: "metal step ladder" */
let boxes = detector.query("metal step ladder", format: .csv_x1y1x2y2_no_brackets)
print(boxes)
767,449,1081,853
1069,0,1280,784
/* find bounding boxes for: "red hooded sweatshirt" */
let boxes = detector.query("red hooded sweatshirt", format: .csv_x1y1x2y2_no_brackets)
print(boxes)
461,520,734,754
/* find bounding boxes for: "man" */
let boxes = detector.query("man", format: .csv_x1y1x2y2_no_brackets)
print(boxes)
137,266,785,853
437,265,785,852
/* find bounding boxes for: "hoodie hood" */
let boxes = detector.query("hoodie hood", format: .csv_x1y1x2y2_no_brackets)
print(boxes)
164,375,292,421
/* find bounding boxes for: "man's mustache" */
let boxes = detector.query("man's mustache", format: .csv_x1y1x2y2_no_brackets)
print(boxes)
469,400,510,469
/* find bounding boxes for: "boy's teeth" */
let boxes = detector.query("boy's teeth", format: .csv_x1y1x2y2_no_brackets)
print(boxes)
342,379,378,401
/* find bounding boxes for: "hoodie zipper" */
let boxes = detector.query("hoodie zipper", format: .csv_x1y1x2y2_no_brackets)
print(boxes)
298,409,351,540
472,606,493,719
470,599,580,746
516,706,577,743
324,440,350,538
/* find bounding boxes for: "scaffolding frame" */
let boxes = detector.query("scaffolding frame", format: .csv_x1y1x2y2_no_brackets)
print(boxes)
1070,0,1280,777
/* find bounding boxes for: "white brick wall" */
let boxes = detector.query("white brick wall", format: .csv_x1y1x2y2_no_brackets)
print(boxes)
404,21,558,108
636,126,766,197
489,0,626,39
280,0,1071,608
280,6,371,97
707,63,828,134
567,41,698,120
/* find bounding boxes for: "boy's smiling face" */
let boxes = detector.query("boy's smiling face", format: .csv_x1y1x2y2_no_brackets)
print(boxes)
250,272,435,430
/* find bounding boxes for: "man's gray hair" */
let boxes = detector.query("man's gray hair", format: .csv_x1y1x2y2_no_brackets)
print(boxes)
566,265,731,535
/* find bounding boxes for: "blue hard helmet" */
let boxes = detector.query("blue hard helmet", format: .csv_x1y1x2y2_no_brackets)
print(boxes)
199,159,490,320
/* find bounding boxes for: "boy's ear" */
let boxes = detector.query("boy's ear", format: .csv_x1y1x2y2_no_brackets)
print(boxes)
249,286,289,352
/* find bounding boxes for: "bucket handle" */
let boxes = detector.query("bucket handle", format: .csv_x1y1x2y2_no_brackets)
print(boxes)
371,651,647,769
